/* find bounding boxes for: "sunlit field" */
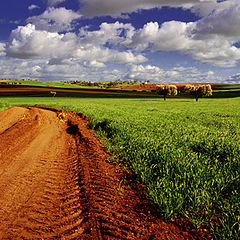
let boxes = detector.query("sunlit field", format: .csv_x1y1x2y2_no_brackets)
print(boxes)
1,95,239,239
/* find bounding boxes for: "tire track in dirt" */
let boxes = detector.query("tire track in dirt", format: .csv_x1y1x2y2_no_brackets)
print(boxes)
0,106,203,239
53,107,201,240
0,106,84,239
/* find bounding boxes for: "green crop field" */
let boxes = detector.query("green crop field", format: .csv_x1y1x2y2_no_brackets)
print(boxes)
0,79,140,89
0,95,239,239
0,79,93,89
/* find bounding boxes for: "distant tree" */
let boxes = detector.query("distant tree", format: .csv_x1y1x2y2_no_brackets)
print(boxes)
156,84,178,101
183,84,212,101
133,79,138,84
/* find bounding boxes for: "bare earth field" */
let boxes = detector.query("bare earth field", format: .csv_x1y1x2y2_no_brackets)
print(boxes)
0,106,201,239
0,86,158,97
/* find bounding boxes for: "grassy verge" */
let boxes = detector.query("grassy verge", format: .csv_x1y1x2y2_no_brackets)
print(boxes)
0,95,239,239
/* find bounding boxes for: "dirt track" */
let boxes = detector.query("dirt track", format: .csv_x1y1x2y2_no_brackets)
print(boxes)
0,106,199,239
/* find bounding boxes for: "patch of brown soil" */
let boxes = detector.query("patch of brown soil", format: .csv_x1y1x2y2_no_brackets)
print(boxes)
121,84,157,91
0,106,207,239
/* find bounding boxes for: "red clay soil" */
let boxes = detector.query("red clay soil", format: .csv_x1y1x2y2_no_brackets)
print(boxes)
0,106,206,239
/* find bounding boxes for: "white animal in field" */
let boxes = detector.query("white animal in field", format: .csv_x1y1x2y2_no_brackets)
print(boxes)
50,91,56,97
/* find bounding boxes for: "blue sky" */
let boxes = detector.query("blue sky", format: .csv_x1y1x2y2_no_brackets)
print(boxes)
0,0,240,83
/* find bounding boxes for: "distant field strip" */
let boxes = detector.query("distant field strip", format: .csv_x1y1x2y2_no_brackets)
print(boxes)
0,96,239,239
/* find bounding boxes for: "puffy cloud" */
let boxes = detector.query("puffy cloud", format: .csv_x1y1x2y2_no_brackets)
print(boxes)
129,21,194,51
8,15,240,68
125,64,173,82
7,24,71,58
6,0,240,72
84,60,106,68
78,0,216,17
125,64,221,83
27,7,81,32
80,1,240,67
28,5,40,11
79,21,135,47
0,58,41,80
110,50,147,64
0,57,87,81
0,57,124,82
0,43,6,56
72,47,147,64
6,23,147,66
127,20,240,67
0,56,225,83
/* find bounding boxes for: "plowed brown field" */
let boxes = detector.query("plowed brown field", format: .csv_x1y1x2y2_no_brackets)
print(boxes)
0,106,200,239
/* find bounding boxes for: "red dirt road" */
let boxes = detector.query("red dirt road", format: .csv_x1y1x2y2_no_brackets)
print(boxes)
0,106,199,239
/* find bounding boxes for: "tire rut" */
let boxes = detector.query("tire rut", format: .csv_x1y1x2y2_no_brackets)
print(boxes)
0,107,85,239
62,109,198,240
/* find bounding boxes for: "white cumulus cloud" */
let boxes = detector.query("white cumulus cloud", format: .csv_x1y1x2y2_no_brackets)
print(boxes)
7,24,70,58
126,20,240,67
6,0,240,79
0,57,224,83
27,7,81,32
79,21,135,47
125,64,221,83
6,23,147,66
84,60,106,68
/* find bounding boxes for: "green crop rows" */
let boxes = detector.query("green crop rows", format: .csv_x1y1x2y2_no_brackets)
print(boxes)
0,96,239,239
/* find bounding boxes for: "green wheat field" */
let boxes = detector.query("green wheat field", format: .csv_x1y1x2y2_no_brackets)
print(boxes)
0,95,239,239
